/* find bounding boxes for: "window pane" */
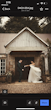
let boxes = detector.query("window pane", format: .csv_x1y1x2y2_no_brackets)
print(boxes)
0,59,6,75
2,63,5,66
2,59,5,62
1,67,2,69
1,59,5,62
1,71,2,73
3,70,5,73
1,63,2,66
1,63,5,66
3,67,5,69
1,59,2,62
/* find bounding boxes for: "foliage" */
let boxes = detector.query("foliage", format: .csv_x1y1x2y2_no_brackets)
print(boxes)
6,71,12,77
46,38,51,46
4,17,41,33
0,27,5,33
35,17,51,33
0,17,51,33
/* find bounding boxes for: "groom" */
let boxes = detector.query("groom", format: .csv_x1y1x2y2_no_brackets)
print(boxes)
17,59,24,82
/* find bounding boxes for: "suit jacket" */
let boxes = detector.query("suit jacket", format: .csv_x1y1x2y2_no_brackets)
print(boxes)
17,62,23,72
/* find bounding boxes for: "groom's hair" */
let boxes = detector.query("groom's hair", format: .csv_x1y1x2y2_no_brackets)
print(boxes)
19,59,23,62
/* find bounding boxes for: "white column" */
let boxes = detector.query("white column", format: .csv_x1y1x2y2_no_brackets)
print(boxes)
44,52,49,75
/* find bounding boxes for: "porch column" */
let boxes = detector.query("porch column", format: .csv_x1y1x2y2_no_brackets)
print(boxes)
44,51,49,75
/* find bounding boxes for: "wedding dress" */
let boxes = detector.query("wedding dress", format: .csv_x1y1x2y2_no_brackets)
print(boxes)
28,65,43,83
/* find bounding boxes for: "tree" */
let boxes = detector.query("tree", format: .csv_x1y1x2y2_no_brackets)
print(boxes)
46,38,51,45
35,17,51,33
42,23,51,33
0,27,5,33
4,17,41,33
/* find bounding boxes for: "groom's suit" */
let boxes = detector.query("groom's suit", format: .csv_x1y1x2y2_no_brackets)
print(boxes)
17,61,24,82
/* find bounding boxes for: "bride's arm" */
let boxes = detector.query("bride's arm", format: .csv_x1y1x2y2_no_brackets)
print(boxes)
24,63,35,67
24,65,30,67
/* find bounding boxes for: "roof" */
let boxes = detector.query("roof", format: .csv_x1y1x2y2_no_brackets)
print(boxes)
4,27,49,47
0,30,51,54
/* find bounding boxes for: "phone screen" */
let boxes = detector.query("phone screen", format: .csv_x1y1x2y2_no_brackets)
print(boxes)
0,0,51,110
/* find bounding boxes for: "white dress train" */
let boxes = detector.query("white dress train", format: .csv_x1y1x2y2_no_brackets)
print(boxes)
28,65,43,83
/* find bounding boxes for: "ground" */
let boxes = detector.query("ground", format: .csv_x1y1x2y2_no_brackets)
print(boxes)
0,81,51,93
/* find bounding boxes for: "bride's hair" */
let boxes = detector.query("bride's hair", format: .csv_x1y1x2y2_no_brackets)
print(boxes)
31,61,34,64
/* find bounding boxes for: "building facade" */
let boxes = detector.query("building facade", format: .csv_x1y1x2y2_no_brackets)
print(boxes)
0,27,50,81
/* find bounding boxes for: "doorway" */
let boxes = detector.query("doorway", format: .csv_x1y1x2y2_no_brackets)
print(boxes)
15,57,34,81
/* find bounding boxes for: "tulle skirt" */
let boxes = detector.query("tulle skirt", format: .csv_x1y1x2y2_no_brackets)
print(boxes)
28,65,43,83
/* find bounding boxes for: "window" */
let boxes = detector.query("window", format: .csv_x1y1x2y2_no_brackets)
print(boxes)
0,59,6,75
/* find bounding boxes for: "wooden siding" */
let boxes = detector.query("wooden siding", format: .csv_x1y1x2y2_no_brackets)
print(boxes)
0,33,51,53
6,30,47,53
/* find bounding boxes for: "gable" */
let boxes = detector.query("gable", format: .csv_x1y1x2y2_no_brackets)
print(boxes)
5,27,49,47
5,30,48,53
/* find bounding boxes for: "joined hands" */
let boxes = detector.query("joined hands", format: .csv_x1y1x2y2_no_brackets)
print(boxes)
22,69,24,71
24,65,29,67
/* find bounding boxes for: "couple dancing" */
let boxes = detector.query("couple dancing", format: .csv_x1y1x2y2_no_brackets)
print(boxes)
17,59,43,83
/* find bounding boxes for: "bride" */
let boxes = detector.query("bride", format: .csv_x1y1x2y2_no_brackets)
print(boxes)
24,61,43,83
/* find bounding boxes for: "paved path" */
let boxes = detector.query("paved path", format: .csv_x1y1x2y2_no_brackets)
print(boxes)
0,81,51,93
